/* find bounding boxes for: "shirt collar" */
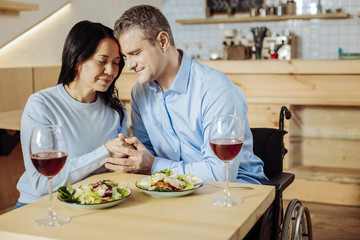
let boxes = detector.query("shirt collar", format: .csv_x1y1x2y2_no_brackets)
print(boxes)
148,50,191,94
169,50,191,94
148,81,162,94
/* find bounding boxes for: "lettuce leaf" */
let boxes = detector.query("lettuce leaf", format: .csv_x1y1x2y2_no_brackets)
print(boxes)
58,183,79,203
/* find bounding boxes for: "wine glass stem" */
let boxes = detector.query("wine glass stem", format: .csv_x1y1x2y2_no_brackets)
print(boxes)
224,162,230,201
48,178,55,221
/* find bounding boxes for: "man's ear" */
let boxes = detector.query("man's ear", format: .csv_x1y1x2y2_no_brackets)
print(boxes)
156,31,170,52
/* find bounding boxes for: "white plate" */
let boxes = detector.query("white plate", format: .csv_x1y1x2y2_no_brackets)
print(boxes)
57,188,131,210
135,176,203,198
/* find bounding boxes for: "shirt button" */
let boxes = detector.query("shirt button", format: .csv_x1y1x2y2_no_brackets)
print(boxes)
169,129,173,133
174,149,178,152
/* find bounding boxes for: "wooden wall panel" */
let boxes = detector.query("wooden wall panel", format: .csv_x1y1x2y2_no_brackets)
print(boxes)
284,176,360,206
289,105,360,169
0,68,33,112
230,75,360,101
287,137,301,169
247,103,291,169
290,105,360,139
0,110,22,131
33,66,60,92
300,138,360,169
247,103,284,129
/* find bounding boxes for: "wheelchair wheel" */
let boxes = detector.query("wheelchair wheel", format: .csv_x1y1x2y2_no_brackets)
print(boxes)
281,199,313,240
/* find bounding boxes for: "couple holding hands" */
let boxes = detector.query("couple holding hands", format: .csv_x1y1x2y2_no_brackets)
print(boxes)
15,5,268,208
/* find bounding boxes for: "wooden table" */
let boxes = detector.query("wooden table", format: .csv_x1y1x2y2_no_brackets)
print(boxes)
0,173,275,240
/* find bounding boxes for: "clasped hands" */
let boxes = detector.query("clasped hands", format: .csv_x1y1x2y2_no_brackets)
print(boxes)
105,133,154,174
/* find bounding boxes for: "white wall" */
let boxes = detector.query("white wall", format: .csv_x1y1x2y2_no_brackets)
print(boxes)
0,0,67,46
0,0,359,67
0,0,165,67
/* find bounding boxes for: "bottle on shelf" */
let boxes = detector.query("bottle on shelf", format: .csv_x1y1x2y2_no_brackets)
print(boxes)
338,48,342,59
222,41,228,60
277,40,291,60
267,0,276,15
206,6,212,18
324,0,332,13
317,0,323,14
277,0,285,16
285,0,296,15
335,0,342,13
269,42,278,59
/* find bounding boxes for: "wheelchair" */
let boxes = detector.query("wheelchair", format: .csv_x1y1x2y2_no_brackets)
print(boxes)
244,106,313,240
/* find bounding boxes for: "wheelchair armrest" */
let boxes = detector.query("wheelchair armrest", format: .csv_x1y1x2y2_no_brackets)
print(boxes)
265,172,295,193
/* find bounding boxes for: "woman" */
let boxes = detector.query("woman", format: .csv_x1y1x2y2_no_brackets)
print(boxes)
15,20,128,208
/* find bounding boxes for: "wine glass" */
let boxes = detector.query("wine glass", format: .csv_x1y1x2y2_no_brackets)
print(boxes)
30,125,70,226
209,115,244,207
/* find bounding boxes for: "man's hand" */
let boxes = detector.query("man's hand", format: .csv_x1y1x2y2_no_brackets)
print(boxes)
105,134,135,158
105,136,154,175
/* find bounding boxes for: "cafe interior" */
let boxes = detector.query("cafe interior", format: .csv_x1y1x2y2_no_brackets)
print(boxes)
0,0,359,239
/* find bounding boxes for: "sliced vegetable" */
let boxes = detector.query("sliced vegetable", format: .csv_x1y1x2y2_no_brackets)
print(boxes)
57,180,129,204
137,169,202,192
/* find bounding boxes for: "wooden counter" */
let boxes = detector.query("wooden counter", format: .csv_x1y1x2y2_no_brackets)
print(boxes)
1,59,360,206
0,109,22,131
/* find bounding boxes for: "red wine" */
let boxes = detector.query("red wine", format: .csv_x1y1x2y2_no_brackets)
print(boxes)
210,138,243,162
31,151,67,178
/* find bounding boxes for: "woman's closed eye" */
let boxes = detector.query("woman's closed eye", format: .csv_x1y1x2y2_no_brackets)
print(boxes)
113,58,121,65
133,50,141,56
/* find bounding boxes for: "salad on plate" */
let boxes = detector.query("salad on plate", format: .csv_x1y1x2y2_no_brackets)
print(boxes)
58,180,130,205
136,169,203,192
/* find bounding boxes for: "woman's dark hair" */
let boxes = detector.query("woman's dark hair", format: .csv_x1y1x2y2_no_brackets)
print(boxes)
58,20,126,122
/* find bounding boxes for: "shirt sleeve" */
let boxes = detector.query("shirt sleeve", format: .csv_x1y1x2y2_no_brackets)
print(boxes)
20,94,115,197
119,110,128,136
130,89,156,155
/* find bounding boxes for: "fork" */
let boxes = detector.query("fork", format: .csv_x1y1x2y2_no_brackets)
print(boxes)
194,182,253,190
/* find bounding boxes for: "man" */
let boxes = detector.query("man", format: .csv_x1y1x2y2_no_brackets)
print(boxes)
105,4,268,184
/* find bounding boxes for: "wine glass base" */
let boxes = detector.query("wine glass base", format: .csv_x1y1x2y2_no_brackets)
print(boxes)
212,196,242,207
35,215,70,227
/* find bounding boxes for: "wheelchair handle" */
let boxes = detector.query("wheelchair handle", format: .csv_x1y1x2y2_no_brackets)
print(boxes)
279,106,291,130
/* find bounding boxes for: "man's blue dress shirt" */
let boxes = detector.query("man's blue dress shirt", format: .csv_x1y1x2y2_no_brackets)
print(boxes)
130,52,268,184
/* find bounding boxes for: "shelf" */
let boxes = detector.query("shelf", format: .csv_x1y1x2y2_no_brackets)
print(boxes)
0,0,38,11
176,12,350,24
